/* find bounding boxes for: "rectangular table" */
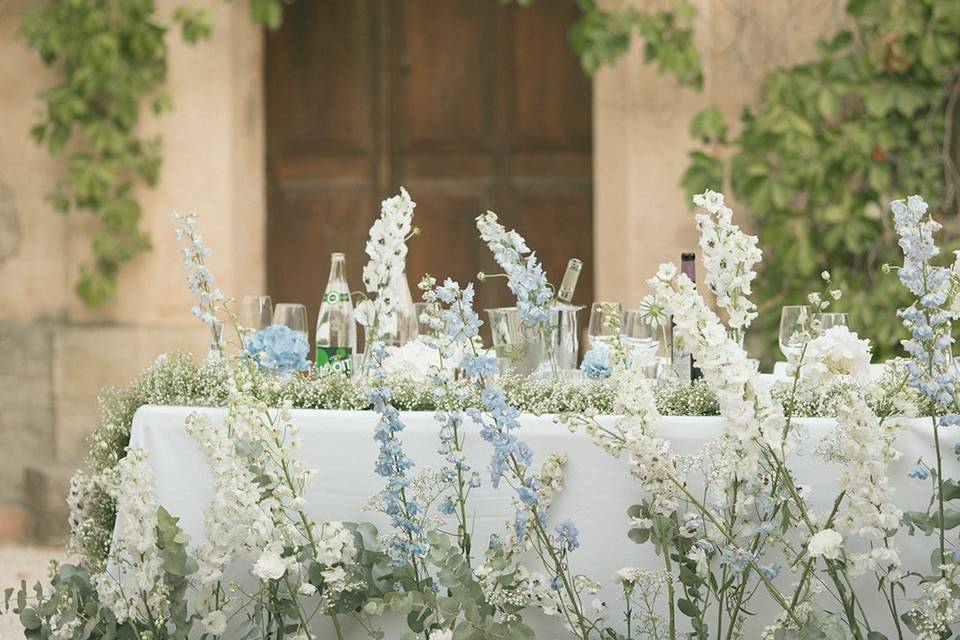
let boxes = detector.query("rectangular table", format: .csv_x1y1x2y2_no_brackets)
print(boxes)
128,406,935,637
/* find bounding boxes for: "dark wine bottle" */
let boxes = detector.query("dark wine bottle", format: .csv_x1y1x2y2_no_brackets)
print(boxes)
680,253,703,380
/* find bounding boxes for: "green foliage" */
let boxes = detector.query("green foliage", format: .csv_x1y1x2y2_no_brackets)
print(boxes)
509,0,703,88
682,0,960,363
19,0,286,307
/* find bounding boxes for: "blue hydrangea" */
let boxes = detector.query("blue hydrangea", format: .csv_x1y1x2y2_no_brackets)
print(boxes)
580,346,612,380
244,325,310,374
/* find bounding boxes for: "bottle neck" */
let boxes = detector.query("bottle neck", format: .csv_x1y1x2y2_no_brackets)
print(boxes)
328,255,347,285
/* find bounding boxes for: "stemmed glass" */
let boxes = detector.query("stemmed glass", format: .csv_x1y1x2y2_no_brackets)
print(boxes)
239,295,273,332
816,312,848,331
588,302,622,350
778,305,812,360
622,309,660,364
273,303,309,341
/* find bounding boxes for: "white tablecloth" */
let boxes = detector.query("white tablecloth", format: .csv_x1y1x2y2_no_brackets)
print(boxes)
128,406,937,637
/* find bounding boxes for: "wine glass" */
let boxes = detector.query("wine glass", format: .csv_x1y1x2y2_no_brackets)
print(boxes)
622,309,660,364
273,303,309,340
239,295,273,332
816,312,848,332
588,302,622,350
779,305,811,360
414,301,432,338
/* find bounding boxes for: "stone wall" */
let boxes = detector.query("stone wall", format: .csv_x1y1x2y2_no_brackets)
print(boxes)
593,0,846,305
0,0,265,507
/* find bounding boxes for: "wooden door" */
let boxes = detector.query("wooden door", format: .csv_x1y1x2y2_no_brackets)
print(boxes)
265,0,592,346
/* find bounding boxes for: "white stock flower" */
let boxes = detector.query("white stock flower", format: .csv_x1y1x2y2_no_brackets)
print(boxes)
92,448,168,625
201,610,227,636
253,547,287,581
428,630,454,640
807,529,843,560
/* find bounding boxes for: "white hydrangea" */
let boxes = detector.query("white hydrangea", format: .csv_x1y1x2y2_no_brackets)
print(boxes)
800,325,872,387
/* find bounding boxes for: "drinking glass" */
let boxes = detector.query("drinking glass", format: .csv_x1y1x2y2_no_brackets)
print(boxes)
273,303,309,340
414,301,432,338
622,309,660,363
779,305,811,360
816,312,848,332
239,295,273,331
588,302,622,350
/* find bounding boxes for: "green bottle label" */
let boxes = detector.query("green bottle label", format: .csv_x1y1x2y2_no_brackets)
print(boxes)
323,292,351,304
316,346,353,375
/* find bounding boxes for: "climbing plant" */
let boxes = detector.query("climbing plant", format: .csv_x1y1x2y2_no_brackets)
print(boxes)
681,0,960,362
19,0,286,307
508,0,702,89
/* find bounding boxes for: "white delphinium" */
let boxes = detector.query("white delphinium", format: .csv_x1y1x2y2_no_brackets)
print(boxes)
692,189,762,332
800,326,872,387
650,262,786,480
816,390,902,578
171,212,226,332
356,187,416,341
92,448,168,625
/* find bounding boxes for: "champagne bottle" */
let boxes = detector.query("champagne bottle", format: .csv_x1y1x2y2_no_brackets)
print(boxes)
556,258,583,303
316,253,356,375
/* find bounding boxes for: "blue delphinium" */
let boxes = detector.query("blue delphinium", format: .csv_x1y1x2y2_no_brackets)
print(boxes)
244,325,310,374
554,519,580,551
580,346,612,380
891,195,958,419
476,212,553,328
908,465,929,481
427,277,553,542
367,344,427,566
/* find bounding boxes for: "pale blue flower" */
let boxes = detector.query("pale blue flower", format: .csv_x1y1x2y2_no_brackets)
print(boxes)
908,465,929,480
555,518,580,551
581,346,612,380
244,325,310,374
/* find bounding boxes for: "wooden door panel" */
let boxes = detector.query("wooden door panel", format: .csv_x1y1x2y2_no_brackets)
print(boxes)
266,1,592,348
267,190,375,345
393,0,496,148
265,0,373,153
511,192,594,309
404,194,484,297
510,1,592,147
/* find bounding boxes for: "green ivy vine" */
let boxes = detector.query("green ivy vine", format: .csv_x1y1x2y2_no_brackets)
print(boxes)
530,0,960,363
508,0,702,88
681,0,960,363
19,0,286,307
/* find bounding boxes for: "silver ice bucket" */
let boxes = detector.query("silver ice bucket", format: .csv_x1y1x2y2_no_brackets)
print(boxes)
486,305,583,376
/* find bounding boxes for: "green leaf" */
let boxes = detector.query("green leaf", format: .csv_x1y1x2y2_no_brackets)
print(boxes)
690,106,727,143
677,598,698,617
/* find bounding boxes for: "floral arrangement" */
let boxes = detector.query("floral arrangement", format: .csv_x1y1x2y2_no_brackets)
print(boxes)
355,187,416,347
692,189,762,337
7,190,960,640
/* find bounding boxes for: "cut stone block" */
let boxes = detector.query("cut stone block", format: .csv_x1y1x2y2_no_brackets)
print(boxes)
23,462,77,546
